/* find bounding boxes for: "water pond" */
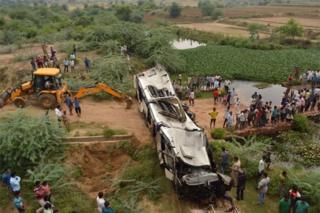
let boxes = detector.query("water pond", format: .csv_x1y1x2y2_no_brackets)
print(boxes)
171,39,206,50
230,80,287,106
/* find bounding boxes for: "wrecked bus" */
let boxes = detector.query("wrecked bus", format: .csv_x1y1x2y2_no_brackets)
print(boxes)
134,65,230,200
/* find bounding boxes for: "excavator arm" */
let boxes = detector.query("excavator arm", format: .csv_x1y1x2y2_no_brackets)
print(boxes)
74,83,132,109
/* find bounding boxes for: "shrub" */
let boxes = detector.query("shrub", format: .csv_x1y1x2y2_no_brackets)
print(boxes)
211,128,225,139
90,55,133,91
115,4,132,21
0,112,65,170
198,0,223,19
103,128,116,139
292,114,310,133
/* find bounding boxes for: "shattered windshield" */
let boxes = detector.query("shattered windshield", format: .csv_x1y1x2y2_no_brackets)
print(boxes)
157,98,186,122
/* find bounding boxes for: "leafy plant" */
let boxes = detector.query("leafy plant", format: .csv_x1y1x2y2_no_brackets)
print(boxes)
0,111,65,170
211,128,225,139
292,114,310,133
103,128,116,139
278,18,304,40
178,44,320,83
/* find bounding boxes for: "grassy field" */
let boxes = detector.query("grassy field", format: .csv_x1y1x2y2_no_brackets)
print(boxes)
178,44,320,83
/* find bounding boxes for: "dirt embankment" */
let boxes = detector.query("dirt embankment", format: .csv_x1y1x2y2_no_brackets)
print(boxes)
65,143,131,198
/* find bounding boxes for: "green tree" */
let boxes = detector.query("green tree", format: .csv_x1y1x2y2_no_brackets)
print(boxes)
169,2,182,18
115,4,132,21
198,0,222,19
90,56,133,91
278,18,304,39
248,23,266,40
0,112,65,170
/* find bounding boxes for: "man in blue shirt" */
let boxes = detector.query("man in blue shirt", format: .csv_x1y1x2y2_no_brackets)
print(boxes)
221,147,229,174
295,197,310,213
102,201,115,213
2,168,11,187
13,194,25,213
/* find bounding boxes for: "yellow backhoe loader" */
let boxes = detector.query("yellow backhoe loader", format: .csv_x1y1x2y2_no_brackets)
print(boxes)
0,68,132,109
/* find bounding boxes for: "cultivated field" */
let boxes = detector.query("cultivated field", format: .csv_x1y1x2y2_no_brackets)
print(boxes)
236,16,320,31
177,22,269,38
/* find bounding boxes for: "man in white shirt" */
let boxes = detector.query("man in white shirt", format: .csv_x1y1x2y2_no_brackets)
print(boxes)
54,105,63,122
96,192,105,213
259,156,266,175
258,172,270,205
10,173,21,193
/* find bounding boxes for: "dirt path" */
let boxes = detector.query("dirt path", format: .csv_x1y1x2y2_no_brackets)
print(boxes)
189,98,242,135
68,98,152,143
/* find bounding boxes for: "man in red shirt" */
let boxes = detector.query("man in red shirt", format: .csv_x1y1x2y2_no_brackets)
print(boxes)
213,88,219,105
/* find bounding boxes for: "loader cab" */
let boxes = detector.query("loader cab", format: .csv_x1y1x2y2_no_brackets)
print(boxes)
32,68,62,91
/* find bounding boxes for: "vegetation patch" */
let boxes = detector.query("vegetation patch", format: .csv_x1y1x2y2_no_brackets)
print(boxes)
178,45,320,83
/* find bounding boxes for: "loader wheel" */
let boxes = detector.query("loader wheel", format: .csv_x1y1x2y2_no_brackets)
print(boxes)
0,98,4,108
39,94,56,109
13,97,26,108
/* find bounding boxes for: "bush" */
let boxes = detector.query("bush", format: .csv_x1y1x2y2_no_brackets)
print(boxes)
0,112,65,170
211,128,225,139
198,0,223,19
90,55,133,91
103,128,116,139
292,114,310,133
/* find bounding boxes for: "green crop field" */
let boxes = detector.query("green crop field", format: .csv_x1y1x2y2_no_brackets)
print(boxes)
178,45,320,83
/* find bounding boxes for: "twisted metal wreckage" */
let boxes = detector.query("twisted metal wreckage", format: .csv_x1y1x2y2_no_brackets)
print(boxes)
135,65,232,201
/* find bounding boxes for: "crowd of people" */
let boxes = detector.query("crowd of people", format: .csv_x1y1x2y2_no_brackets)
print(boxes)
54,95,82,129
1,169,58,213
299,68,320,86
179,74,320,131
216,148,310,213
1,169,117,212
30,44,92,74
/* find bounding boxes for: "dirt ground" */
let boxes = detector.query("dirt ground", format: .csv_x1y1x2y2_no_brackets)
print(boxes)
177,22,269,38
237,16,320,30
65,143,131,198
223,5,320,19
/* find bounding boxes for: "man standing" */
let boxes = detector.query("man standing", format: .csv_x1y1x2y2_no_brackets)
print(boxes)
258,172,270,206
102,201,115,213
295,197,310,213
220,147,229,174
63,58,69,73
209,107,218,128
13,193,25,213
30,58,37,71
279,193,291,213
223,106,230,128
74,97,81,117
84,57,91,72
34,181,45,210
2,168,11,188
231,156,241,187
189,90,195,106
237,169,246,201
96,192,106,213
213,88,219,105
10,173,21,194
65,94,73,116
279,171,287,197
258,156,266,180
55,105,63,122
226,111,233,129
